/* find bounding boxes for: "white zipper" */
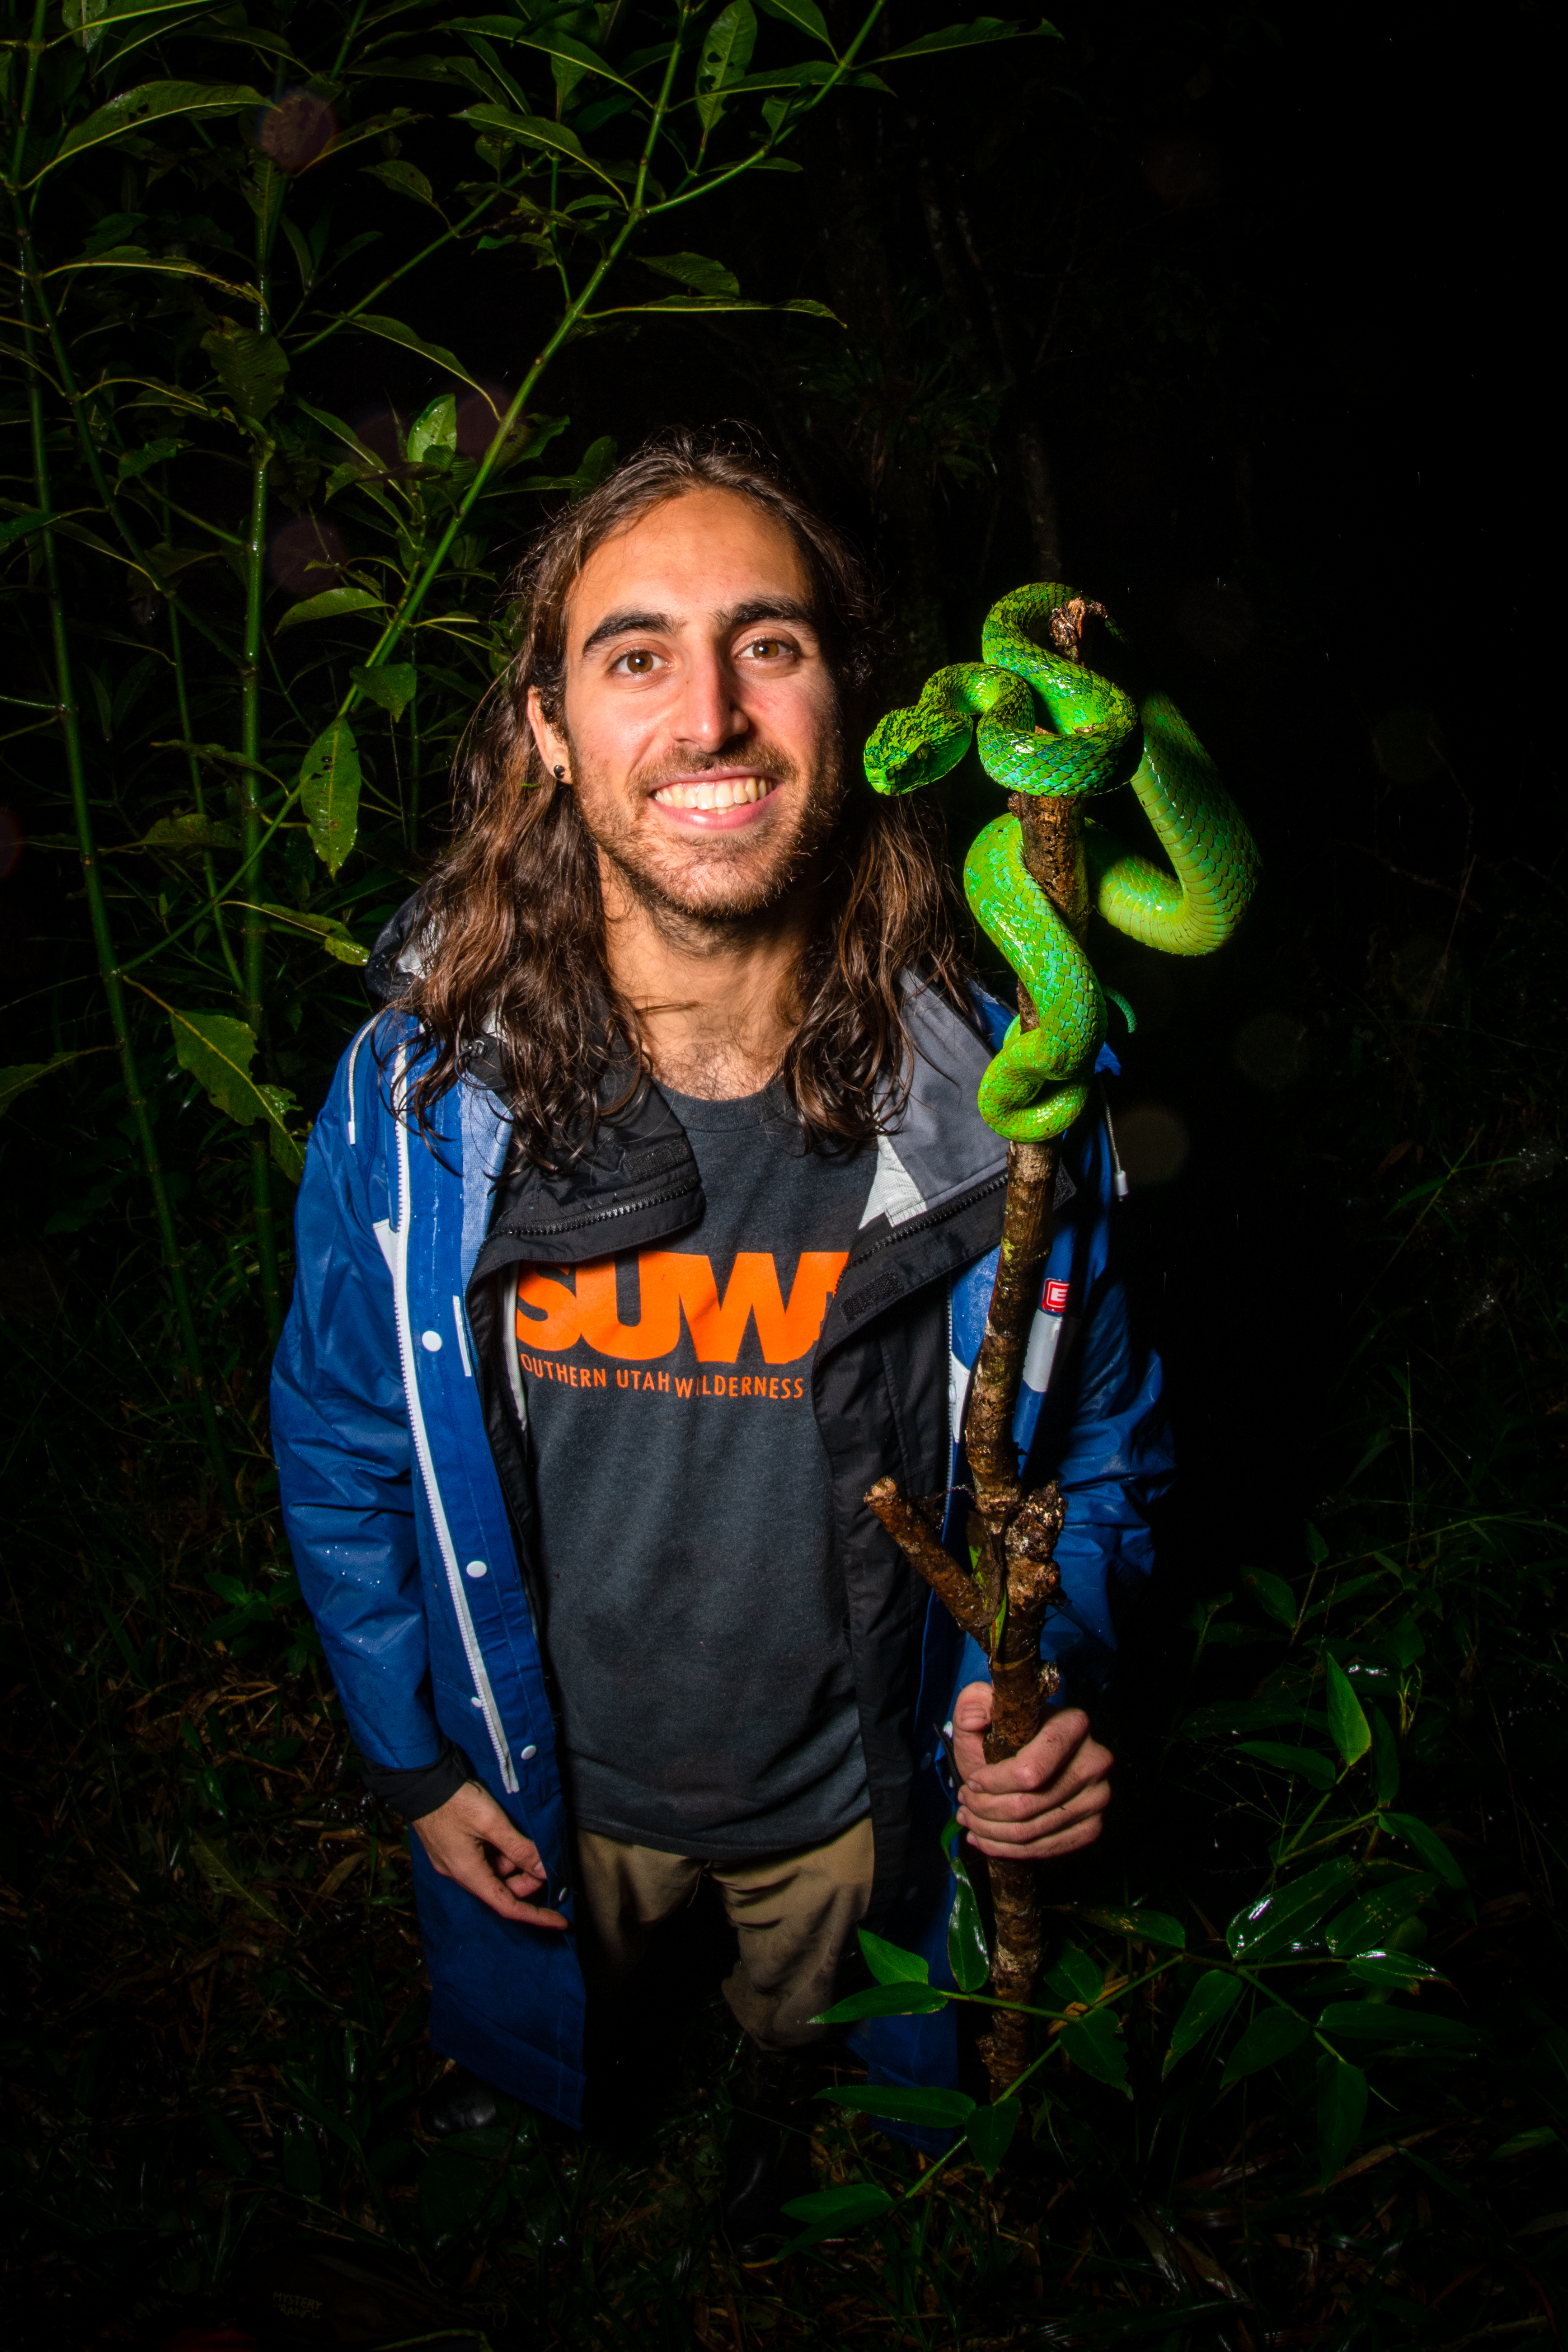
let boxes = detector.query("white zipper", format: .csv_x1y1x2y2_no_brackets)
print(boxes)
344,1015,377,1147
388,1045,518,1793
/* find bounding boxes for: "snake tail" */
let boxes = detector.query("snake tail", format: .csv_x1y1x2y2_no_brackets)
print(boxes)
964,813,1106,1144
1085,690,1260,955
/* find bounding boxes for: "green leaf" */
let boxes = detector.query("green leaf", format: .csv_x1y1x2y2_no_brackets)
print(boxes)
1181,1699,1333,1740
1317,2053,1367,2186
754,0,832,47
188,1830,280,1923
116,437,182,482
1492,2126,1559,2160
350,663,418,721
812,1981,947,2024
1325,1874,1439,1958
1346,1951,1445,1991
817,2083,974,2126
254,902,369,966
1305,1522,1329,1567
1221,2005,1310,2085
594,294,840,321
360,159,443,212
857,1928,929,1986
1324,1654,1372,1767
1318,2000,1478,2051
947,1873,990,1991
779,2181,893,2251
0,508,48,551
138,813,240,852
1389,1614,1427,1668
407,394,459,463
458,104,626,194
165,1007,305,1178
1235,1740,1337,1791
1164,1968,1244,2077
696,0,758,132
965,2096,1019,2179
1380,1812,1466,1888
640,251,742,297
733,61,889,94
276,587,387,634
298,719,361,877
1061,2007,1127,2091
345,313,502,403
1062,1906,1185,1949
0,1058,77,1119
1368,1705,1401,1804
880,15,1061,62
448,19,643,94
35,80,264,184
1043,1944,1102,2009
200,319,289,426
1240,1567,1298,1628
1227,1858,1359,1961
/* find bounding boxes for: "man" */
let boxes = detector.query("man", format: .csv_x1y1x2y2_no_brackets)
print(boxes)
272,430,1170,2250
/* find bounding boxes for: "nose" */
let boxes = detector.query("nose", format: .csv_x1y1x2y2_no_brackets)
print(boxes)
672,644,750,755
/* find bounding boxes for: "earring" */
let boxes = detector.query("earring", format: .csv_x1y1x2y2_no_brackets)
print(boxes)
554,764,565,782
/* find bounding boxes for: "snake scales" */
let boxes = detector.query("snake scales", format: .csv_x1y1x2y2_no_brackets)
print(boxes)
864,582,1260,1142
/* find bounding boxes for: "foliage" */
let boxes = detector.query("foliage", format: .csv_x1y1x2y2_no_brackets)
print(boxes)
1,0,1564,2346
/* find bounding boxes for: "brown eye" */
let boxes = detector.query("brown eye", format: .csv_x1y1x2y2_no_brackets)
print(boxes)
621,649,655,674
747,637,787,660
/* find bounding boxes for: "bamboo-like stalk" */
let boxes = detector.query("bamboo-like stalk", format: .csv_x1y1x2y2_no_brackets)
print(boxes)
11,10,231,1497
241,173,283,1342
866,601,1101,2100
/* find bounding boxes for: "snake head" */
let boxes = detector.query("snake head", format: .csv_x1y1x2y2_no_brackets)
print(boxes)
862,663,996,796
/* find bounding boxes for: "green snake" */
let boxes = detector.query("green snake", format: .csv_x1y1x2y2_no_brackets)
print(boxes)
864,582,1260,1142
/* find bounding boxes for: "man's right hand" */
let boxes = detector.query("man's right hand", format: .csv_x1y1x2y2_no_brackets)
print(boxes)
412,1780,568,1928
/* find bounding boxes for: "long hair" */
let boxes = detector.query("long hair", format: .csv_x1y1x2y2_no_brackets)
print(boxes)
404,427,975,1164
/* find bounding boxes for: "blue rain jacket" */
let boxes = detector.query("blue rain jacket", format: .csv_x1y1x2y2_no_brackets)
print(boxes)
272,984,1171,2141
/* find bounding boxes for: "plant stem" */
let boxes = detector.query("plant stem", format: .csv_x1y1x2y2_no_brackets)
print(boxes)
242,173,283,1341
13,141,231,1499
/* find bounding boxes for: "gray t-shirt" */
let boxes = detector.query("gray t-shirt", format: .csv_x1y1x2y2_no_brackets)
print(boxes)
514,1085,873,1856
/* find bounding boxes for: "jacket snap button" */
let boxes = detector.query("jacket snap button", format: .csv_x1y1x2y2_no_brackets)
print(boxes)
421,1329,443,1351
465,1560,487,1578
519,1744,538,1761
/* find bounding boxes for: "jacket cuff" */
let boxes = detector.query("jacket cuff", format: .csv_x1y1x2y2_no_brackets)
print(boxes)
361,1741,473,1822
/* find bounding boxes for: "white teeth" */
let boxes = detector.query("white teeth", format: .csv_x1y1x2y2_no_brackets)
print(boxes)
653,775,774,810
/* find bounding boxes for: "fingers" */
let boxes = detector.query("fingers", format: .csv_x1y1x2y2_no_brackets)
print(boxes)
958,1773,1111,1859
949,1679,995,1782
960,1706,1098,1798
413,1789,569,1929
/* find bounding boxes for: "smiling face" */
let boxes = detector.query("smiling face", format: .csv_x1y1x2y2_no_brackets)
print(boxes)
526,486,846,934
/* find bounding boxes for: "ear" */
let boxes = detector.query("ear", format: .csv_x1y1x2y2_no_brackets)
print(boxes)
526,685,567,778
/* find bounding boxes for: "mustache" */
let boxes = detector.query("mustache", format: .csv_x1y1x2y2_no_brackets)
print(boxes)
630,741,803,794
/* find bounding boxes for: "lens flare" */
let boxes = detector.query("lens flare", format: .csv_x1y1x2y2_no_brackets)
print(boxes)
257,91,337,175
268,516,346,596
1112,1103,1190,1188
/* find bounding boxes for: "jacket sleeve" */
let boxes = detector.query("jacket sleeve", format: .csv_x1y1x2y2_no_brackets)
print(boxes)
270,1022,452,1779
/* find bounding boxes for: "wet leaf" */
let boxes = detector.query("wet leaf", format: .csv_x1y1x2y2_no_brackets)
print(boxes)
818,2083,973,2126
1227,1857,1358,1960
1381,1811,1466,1887
1235,1740,1337,1790
1221,2004,1309,2084
38,80,265,183
277,586,387,633
298,719,361,877
1325,1654,1372,1767
1061,2008,1127,2090
1064,1906,1185,1948
1346,1950,1445,1991
1317,2053,1367,2184
812,1981,947,2023
201,319,289,426
966,2096,1019,2178
360,158,443,212
138,812,240,851
407,395,459,463
947,1873,990,1991
1325,1873,1439,1957
164,1005,305,1178
857,1927,929,1985
696,0,758,133
351,662,418,721
1164,1969,1244,2076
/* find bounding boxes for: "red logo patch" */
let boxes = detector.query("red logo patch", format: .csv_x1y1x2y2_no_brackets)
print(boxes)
1042,1279,1070,1314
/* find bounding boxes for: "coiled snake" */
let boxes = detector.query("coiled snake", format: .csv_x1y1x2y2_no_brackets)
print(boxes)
864,582,1260,1141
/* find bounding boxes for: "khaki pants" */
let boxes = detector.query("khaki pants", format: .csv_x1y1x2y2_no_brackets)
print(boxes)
574,1817,875,2051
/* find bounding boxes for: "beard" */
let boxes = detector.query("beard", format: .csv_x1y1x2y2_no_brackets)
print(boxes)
566,726,849,948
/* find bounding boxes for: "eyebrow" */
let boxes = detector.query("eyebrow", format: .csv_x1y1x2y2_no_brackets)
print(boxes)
577,596,820,657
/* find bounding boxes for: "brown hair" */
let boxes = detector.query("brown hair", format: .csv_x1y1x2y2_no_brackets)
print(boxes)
403,426,974,1164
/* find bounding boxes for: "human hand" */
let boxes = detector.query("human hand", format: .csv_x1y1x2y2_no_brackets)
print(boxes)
949,1682,1113,1862
412,1780,568,1927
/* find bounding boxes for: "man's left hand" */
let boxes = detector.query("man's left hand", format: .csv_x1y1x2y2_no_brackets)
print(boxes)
950,1682,1113,1861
